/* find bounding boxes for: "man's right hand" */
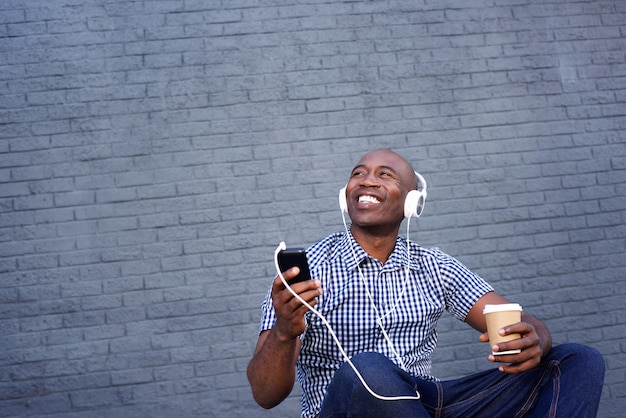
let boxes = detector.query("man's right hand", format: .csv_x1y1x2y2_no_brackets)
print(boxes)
271,267,322,341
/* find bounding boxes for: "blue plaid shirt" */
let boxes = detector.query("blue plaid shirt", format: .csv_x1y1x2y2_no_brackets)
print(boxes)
259,231,493,418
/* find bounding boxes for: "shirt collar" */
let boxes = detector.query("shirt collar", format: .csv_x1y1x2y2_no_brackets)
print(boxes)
338,230,368,271
338,230,419,272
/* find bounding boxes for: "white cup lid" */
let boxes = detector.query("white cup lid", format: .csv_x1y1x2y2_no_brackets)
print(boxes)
483,303,522,314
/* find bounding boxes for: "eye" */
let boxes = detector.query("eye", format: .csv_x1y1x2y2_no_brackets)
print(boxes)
378,170,398,180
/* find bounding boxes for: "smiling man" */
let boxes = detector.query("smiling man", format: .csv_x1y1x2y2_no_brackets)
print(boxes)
345,150,419,262
247,149,604,418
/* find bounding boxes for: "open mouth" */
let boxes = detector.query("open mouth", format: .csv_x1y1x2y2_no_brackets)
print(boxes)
358,195,381,204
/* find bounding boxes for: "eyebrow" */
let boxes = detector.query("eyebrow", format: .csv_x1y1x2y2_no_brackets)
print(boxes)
351,164,400,176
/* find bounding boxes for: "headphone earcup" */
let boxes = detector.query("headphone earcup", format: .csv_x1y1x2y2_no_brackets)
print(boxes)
404,190,426,218
339,186,347,213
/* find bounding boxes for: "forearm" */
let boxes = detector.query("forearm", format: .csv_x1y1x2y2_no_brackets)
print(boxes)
247,329,300,409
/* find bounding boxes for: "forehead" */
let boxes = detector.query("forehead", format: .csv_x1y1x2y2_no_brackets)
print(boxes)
354,150,412,173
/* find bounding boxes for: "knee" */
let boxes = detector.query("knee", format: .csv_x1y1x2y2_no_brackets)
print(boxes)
349,352,394,370
332,352,411,397
331,352,420,401
334,352,395,385
322,353,425,417
555,343,604,365
550,343,605,380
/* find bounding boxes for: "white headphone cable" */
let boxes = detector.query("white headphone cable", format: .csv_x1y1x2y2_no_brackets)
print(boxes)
339,210,413,369
274,242,421,402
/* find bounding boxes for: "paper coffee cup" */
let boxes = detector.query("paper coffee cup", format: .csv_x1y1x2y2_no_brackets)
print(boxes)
483,303,522,355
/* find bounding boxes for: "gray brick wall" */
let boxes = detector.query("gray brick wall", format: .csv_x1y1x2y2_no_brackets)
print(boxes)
0,0,624,416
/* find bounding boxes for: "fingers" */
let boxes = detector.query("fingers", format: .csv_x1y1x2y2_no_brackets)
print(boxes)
490,348,541,374
272,268,323,313
287,285,323,310
272,266,300,290
487,321,542,374
270,271,322,340
494,323,538,352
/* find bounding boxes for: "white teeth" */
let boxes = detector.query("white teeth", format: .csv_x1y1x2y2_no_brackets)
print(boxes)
358,195,380,204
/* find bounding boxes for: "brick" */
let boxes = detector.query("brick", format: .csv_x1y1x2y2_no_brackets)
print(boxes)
83,324,125,341
105,307,146,324
111,368,153,386
63,311,105,328
108,336,152,354
69,387,132,409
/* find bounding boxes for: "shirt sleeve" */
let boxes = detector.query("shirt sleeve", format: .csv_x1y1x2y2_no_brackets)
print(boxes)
258,283,276,333
431,248,494,321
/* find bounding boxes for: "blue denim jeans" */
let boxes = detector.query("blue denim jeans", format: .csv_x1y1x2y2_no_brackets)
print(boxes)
319,343,604,418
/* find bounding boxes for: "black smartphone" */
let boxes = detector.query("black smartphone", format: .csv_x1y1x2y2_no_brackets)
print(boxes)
277,247,312,285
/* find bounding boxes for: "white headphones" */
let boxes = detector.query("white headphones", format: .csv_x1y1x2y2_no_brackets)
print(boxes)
339,171,428,218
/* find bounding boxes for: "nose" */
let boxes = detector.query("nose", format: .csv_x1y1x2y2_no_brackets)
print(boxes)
360,172,380,188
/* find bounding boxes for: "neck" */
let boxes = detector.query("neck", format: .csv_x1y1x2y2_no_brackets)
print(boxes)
350,224,399,263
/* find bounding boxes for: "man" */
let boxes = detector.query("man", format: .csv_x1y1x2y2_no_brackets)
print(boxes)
247,149,605,417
